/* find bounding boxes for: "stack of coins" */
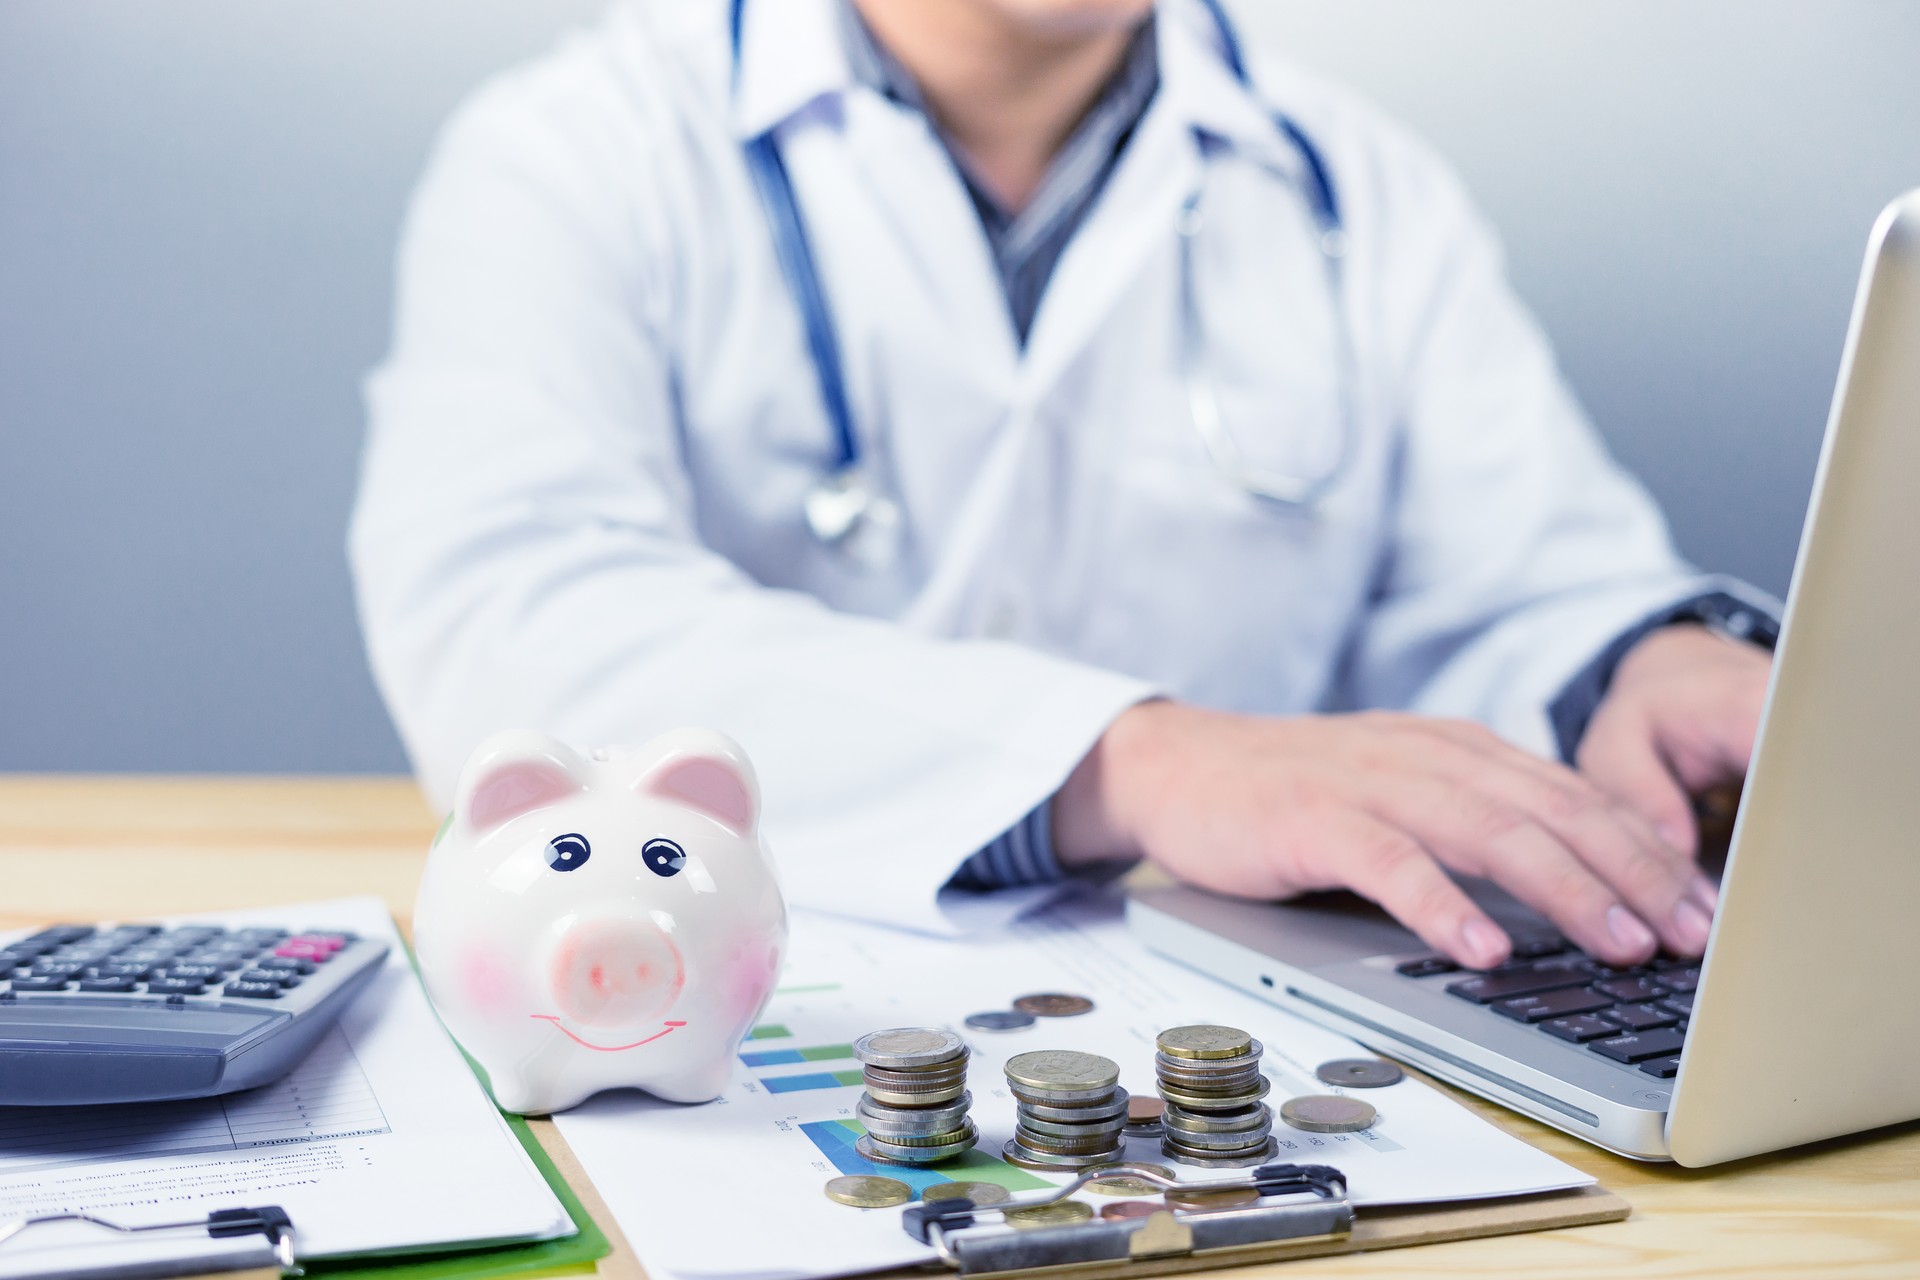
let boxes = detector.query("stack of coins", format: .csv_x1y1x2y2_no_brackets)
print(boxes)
1002,1050,1130,1170
1155,1025,1277,1167
853,1028,977,1165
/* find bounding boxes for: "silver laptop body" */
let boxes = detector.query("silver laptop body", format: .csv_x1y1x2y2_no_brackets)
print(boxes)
1128,189,1920,1167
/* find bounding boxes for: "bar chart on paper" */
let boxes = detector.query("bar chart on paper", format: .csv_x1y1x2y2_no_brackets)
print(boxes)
0,1028,389,1175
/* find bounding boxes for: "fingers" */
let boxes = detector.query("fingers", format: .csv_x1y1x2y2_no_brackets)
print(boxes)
1323,813,1511,969
1576,702,1698,857
1384,727,1712,961
1363,771,1674,966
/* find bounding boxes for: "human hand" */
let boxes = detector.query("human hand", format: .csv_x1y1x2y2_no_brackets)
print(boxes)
1053,702,1717,969
1576,623,1772,864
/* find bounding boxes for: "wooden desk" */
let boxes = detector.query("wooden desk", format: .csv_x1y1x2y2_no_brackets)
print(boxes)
5,776,1919,1278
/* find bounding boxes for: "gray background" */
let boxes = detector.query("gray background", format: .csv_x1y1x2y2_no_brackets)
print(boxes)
2,1,1916,773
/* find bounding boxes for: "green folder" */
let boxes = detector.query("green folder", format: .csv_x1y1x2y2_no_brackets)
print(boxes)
300,1111,611,1280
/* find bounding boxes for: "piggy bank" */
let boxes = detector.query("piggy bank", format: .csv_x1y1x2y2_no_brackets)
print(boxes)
413,728,787,1113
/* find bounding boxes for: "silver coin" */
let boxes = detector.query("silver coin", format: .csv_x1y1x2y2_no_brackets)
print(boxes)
858,1123,979,1165
1003,1137,1125,1170
863,1065,970,1091
1010,1081,1121,1106
1162,1103,1273,1135
862,1056,970,1084
855,1028,967,1069
1014,1112,1133,1140
1160,1136,1280,1168
865,1084,967,1108
1158,1078,1273,1111
1314,1058,1404,1089
1279,1095,1378,1134
964,1009,1037,1032
1011,1122,1130,1151
1015,1088,1131,1124
857,1094,974,1137
1159,1123,1273,1152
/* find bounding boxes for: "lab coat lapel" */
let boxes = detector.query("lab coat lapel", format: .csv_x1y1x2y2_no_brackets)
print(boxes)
1018,3,1303,402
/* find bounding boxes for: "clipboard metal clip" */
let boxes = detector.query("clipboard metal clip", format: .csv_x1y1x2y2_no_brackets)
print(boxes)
0,1205,298,1277
901,1163,1352,1276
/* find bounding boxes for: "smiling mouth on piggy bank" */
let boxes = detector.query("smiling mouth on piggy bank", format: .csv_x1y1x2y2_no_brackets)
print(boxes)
529,1015,688,1052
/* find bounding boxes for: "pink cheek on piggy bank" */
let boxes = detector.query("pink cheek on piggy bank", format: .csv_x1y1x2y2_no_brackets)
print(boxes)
549,919,686,1028
461,946,520,1011
718,937,782,1023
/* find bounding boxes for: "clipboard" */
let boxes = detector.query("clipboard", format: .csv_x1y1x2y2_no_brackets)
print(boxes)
525,1124,1629,1280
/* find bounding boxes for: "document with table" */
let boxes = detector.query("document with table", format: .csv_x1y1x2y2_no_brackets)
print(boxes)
0,898,573,1280
556,888,1596,1280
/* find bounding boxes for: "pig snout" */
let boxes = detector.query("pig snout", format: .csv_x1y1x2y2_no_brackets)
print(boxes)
550,918,685,1027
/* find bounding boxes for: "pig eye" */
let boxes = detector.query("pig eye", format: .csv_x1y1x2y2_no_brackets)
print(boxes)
642,838,686,878
546,833,591,872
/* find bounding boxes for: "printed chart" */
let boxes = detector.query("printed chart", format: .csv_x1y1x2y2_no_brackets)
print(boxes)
0,1028,388,1175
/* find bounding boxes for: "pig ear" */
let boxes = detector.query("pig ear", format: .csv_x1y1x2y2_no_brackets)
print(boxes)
455,730,589,835
632,729,759,837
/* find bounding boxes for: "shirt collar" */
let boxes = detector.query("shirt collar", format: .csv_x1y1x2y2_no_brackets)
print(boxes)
731,0,1302,182
729,0,856,140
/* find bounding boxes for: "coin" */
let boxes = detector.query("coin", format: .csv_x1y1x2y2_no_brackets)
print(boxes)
859,1125,980,1164
864,1084,967,1107
1156,1025,1254,1060
1159,1123,1273,1151
1005,1200,1095,1229
1315,1058,1404,1089
1158,1077,1272,1111
857,1093,973,1134
1101,1201,1165,1220
855,1028,966,1069
1005,1050,1120,1093
1166,1187,1260,1210
1162,1104,1272,1135
921,1181,1011,1206
1012,993,1096,1018
1084,1162,1174,1197
1159,1137,1279,1168
1010,1081,1120,1106
1127,1096,1166,1125
823,1174,912,1208
1004,1138,1126,1169
1016,1091,1131,1124
1279,1095,1378,1134
965,1009,1037,1032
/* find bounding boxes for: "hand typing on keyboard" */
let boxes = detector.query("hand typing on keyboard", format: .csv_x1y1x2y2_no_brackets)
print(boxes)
1054,702,1722,970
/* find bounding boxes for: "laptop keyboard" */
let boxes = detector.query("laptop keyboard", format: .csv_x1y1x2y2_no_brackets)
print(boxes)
1393,939,1700,1079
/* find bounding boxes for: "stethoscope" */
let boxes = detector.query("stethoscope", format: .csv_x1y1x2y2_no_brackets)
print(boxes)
729,0,1358,564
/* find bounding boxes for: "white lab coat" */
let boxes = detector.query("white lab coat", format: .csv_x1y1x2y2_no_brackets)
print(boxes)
350,0,1755,934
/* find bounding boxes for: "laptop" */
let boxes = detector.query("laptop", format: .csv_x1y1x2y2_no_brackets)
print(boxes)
1127,189,1920,1167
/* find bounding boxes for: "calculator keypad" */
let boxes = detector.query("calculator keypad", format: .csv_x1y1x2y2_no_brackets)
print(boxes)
0,925,357,1002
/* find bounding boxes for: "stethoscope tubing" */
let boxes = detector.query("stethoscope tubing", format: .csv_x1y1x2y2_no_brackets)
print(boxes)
728,0,1354,536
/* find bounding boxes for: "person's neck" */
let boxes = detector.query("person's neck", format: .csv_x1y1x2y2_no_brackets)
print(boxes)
852,0,1142,213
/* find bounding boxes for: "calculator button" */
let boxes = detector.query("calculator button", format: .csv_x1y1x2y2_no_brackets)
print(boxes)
147,977,207,995
26,961,84,979
236,969,302,987
235,928,289,946
19,926,96,948
254,957,316,974
274,942,333,962
156,965,227,983
161,927,226,947
77,976,139,992
11,976,75,991
222,981,284,999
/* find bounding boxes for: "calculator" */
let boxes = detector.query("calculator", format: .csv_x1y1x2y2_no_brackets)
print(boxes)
0,919,390,1106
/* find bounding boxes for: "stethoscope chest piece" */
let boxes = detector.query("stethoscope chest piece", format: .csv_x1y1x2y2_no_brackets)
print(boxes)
804,467,903,569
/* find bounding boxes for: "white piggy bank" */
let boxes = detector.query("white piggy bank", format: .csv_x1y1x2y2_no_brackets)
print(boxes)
413,728,787,1113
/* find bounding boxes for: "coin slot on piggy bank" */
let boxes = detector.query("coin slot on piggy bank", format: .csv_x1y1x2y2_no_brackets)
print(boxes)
413,728,788,1114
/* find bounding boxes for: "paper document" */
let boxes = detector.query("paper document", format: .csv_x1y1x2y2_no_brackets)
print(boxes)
556,888,1592,1280
0,897,572,1279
